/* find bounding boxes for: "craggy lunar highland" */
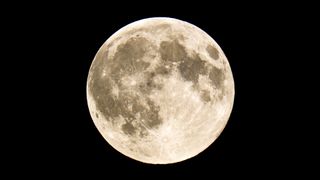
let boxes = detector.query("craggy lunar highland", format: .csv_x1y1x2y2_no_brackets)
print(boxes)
87,17,235,164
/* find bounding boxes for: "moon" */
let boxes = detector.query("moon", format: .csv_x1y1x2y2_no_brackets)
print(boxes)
86,17,234,164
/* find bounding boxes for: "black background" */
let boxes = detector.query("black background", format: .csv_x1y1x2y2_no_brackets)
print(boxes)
3,2,316,178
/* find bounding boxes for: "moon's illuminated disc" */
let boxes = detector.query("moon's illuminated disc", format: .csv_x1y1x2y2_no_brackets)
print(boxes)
87,17,234,164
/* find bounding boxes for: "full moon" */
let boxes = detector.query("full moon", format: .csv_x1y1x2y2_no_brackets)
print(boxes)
87,17,234,164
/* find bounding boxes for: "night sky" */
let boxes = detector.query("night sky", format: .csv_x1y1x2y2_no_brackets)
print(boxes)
3,2,313,178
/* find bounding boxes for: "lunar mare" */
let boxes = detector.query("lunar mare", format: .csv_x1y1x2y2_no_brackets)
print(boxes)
87,17,234,164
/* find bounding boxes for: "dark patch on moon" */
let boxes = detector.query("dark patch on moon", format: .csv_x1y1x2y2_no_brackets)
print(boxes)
116,37,147,60
158,39,226,103
208,66,226,101
132,100,145,114
160,40,186,62
91,83,163,135
88,50,116,119
159,39,208,85
142,99,162,128
109,37,151,82
209,66,225,89
206,45,219,60
178,53,207,84
200,90,211,102
89,37,165,137
111,93,137,121
154,65,170,76
122,122,136,135
139,74,162,94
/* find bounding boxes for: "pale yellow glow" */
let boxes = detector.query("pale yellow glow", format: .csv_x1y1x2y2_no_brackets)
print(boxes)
87,17,234,164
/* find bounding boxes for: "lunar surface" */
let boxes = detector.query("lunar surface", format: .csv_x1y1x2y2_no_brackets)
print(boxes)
87,17,234,164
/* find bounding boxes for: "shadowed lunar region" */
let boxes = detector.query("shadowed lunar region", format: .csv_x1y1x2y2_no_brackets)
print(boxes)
87,17,235,164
